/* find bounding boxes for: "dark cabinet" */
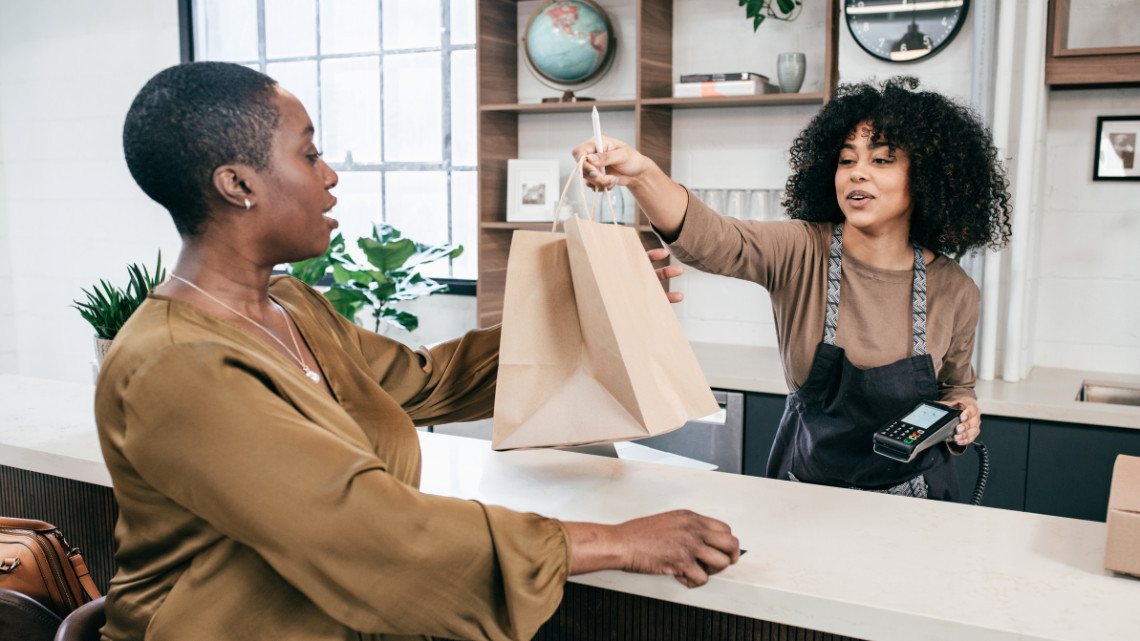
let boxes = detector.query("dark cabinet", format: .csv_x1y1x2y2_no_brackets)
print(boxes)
742,392,787,477
738,390,1139,520
1025,420,1140,521
954,416,1029,511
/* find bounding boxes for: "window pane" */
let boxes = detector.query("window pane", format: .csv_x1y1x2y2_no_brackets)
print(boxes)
383,0,441,50
265,61,320,146
321,57,381,164
320,0,379,54
451,171,477,279
384,53,442,162
386,171,449,277
198,0,258,61
450,0,476,45
330,171,383,265
450,49,476,167
265,0,317,59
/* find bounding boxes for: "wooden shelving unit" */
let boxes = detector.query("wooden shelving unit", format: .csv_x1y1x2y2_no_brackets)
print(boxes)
475,0,839,327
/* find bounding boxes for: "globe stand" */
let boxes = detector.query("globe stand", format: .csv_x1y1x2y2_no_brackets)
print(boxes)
542,90,596,103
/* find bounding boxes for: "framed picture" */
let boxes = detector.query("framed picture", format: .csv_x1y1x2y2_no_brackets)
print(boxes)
1094,116,1140,181
506,159,561,222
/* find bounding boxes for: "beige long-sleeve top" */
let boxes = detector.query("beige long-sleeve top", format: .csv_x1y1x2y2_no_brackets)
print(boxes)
94,276,569,641
666,194,979,403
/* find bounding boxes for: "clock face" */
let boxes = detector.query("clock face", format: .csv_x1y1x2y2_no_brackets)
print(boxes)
845,0,970,63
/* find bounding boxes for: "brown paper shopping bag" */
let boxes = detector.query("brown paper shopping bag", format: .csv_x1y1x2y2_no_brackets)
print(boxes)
492,160,718,450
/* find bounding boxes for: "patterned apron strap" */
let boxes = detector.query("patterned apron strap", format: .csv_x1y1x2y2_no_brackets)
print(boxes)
823,223,844,346
911,242,928,356
824,222,929,357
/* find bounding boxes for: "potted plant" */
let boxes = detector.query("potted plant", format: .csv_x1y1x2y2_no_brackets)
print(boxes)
738,0,802,31
286,224,462,334
73,252,166,364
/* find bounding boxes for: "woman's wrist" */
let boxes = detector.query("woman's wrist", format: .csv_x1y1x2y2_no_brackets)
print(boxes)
563,521,628,575
626,163,688,239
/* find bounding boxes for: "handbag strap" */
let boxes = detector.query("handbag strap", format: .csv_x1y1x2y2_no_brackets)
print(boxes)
0,516,54,531
67,550,102,600
551,154,619,232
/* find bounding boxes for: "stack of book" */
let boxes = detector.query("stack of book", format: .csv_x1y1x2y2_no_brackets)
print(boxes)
673,72,779,98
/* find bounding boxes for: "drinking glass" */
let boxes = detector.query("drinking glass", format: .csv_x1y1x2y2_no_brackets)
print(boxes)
726,189,747,219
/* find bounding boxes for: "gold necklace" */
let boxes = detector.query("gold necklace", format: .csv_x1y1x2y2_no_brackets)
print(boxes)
168,273,322,384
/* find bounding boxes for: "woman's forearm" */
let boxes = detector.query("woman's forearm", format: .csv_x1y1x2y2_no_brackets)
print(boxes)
626,162,689,240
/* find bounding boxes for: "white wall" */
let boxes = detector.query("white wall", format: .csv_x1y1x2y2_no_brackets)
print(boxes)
0,2,185,382
1035,87,1140,374
0,113,13,372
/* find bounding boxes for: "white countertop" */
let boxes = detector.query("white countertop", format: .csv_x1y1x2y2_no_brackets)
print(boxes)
690,342,1140,430
2,373,1138,640
419,431,1139,641
0,374,110,486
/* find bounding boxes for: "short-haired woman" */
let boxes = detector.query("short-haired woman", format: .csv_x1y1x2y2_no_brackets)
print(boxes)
97,61,740,641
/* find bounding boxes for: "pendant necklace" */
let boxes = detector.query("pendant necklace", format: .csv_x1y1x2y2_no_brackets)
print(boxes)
168,273,323,384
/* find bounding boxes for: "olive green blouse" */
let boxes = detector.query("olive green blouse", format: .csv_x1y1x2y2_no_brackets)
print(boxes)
94,276,569,641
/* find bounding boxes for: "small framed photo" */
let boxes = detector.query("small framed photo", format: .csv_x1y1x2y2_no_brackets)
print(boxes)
506,159,561,222
1094,116,1140,181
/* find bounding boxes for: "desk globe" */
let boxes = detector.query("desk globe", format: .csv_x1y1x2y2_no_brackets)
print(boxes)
522,0,616,102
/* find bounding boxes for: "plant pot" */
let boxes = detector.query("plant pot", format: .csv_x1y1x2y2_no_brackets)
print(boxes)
94,336,113,366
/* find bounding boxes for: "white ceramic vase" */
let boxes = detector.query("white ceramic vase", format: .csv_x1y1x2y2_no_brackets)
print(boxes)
777,52,806,94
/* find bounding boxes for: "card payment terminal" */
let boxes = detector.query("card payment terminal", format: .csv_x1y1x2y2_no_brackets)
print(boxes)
872,401,961,463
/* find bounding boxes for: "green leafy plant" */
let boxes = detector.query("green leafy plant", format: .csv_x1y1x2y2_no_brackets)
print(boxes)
287,224,462,333
72,252,166,340
739,0,802,31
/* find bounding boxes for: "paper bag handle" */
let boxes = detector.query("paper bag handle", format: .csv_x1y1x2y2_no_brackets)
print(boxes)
551,155,620,232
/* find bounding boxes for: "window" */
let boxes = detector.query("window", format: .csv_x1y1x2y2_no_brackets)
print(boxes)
189,0,478,281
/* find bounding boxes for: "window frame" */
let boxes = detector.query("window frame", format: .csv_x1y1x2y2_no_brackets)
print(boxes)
178,0,478,293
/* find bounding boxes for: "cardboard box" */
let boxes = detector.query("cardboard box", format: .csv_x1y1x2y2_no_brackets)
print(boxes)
1104,454,1140,577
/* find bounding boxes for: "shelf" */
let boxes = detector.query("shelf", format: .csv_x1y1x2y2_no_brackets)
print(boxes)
480,221,648,231
481,221,558,231
641,93,826,109
481,94,826,114
475,0,839,327
480,100,637,114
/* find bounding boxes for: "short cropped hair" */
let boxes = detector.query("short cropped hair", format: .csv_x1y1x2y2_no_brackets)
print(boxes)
783,77,1012,256
122,62,280,236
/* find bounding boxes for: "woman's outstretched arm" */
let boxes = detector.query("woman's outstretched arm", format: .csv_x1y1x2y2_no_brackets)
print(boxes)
572,136,689,240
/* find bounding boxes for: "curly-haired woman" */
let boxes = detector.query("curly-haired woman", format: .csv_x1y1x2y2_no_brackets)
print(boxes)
573,77,1012,501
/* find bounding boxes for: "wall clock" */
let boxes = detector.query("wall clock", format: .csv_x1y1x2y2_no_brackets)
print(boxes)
845,0,970,63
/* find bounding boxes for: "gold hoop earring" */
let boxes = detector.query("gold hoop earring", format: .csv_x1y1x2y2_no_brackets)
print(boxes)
244,198,251,211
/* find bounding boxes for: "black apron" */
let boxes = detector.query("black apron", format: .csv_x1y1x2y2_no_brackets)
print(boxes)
766,223,959,501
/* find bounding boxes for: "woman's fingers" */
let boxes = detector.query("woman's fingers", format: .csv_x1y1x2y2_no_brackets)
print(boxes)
574,136,649,191
655,264,683,281
617,509,741,588
645,249,684,303
949,399,982,446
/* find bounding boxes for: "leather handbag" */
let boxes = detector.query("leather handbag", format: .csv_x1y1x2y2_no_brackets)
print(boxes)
0,516,101,617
